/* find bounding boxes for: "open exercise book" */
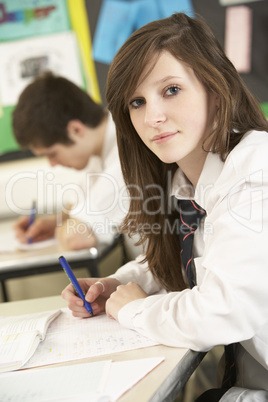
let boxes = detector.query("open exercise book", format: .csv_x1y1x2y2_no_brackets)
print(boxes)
0,309,61,372
0,308,163,401
0,308,159,373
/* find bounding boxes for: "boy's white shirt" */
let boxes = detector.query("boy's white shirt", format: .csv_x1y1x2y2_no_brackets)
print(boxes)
69,113,128,244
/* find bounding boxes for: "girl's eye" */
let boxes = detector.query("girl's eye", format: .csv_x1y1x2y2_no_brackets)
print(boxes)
129,98,145,109
165,86,180,96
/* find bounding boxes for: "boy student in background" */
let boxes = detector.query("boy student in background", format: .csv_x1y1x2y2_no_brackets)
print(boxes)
12,72,140,258
62,13,268,401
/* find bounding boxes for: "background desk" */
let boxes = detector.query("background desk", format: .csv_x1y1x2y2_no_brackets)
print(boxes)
0,219,127,302
0,296,206,402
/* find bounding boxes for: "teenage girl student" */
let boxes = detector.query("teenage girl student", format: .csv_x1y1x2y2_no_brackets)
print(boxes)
61,13,268,400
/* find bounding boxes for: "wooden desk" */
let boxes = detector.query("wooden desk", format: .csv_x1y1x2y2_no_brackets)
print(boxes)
0,296,205,402
0,219,126,302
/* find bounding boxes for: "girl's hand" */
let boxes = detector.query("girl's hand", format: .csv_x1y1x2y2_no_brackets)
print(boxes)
106,282,148,320
61,277,121,318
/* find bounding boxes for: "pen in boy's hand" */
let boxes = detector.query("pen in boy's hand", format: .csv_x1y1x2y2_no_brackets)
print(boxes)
27,200,36,244
59,256,94,316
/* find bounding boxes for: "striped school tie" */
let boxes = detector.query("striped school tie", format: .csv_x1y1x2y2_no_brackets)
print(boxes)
178,199,236,391
178,199,205,288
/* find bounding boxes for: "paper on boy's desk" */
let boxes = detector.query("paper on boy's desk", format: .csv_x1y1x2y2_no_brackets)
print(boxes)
0,230,58,253
0,357,165,402
24,308,159,369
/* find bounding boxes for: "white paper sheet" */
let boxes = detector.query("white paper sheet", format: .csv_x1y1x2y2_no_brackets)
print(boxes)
0,360,111,402
106,357,165,401
0,230,58,253
0,357,165,402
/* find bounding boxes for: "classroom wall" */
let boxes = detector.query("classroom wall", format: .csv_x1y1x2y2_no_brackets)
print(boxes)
1,0,267,154
88,0,268,109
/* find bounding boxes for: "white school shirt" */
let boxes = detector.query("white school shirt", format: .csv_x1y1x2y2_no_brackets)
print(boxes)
109,130,268,394
69,113,128,245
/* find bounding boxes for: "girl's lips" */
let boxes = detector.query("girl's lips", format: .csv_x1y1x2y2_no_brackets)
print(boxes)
152,131,178,144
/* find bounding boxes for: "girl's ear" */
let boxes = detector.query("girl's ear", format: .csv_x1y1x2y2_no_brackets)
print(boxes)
66,120,86,140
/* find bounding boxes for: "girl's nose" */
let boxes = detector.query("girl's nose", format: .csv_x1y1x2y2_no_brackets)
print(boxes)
144,103,166,127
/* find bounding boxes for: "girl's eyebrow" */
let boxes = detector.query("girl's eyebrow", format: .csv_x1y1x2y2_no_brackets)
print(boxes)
143,75,183,87
158,75,183,83
131,75,183,97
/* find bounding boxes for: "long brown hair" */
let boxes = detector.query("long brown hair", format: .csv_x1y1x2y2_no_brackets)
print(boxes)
106,13,268,291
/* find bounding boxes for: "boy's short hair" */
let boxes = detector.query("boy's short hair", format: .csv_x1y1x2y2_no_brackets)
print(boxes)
13,71,106,148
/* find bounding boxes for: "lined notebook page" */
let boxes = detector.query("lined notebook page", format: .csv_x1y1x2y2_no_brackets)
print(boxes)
24,308,159,369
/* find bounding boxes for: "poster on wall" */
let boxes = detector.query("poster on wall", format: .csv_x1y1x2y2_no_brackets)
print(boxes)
93,0,194,65
0,31,83,107
192,0,268,116
0,0,70,41
219,0,263,4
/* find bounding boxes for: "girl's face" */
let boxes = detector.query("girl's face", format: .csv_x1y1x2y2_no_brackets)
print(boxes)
128,51,218,185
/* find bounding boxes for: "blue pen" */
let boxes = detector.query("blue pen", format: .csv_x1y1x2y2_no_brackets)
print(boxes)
59,256,93,316
27,200,36,244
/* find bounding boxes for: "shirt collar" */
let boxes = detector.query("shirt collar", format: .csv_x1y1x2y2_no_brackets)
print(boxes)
171,151,224,210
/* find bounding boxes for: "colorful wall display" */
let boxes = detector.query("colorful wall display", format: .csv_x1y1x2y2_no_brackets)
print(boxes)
0,0,70,41
0,0,100,155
